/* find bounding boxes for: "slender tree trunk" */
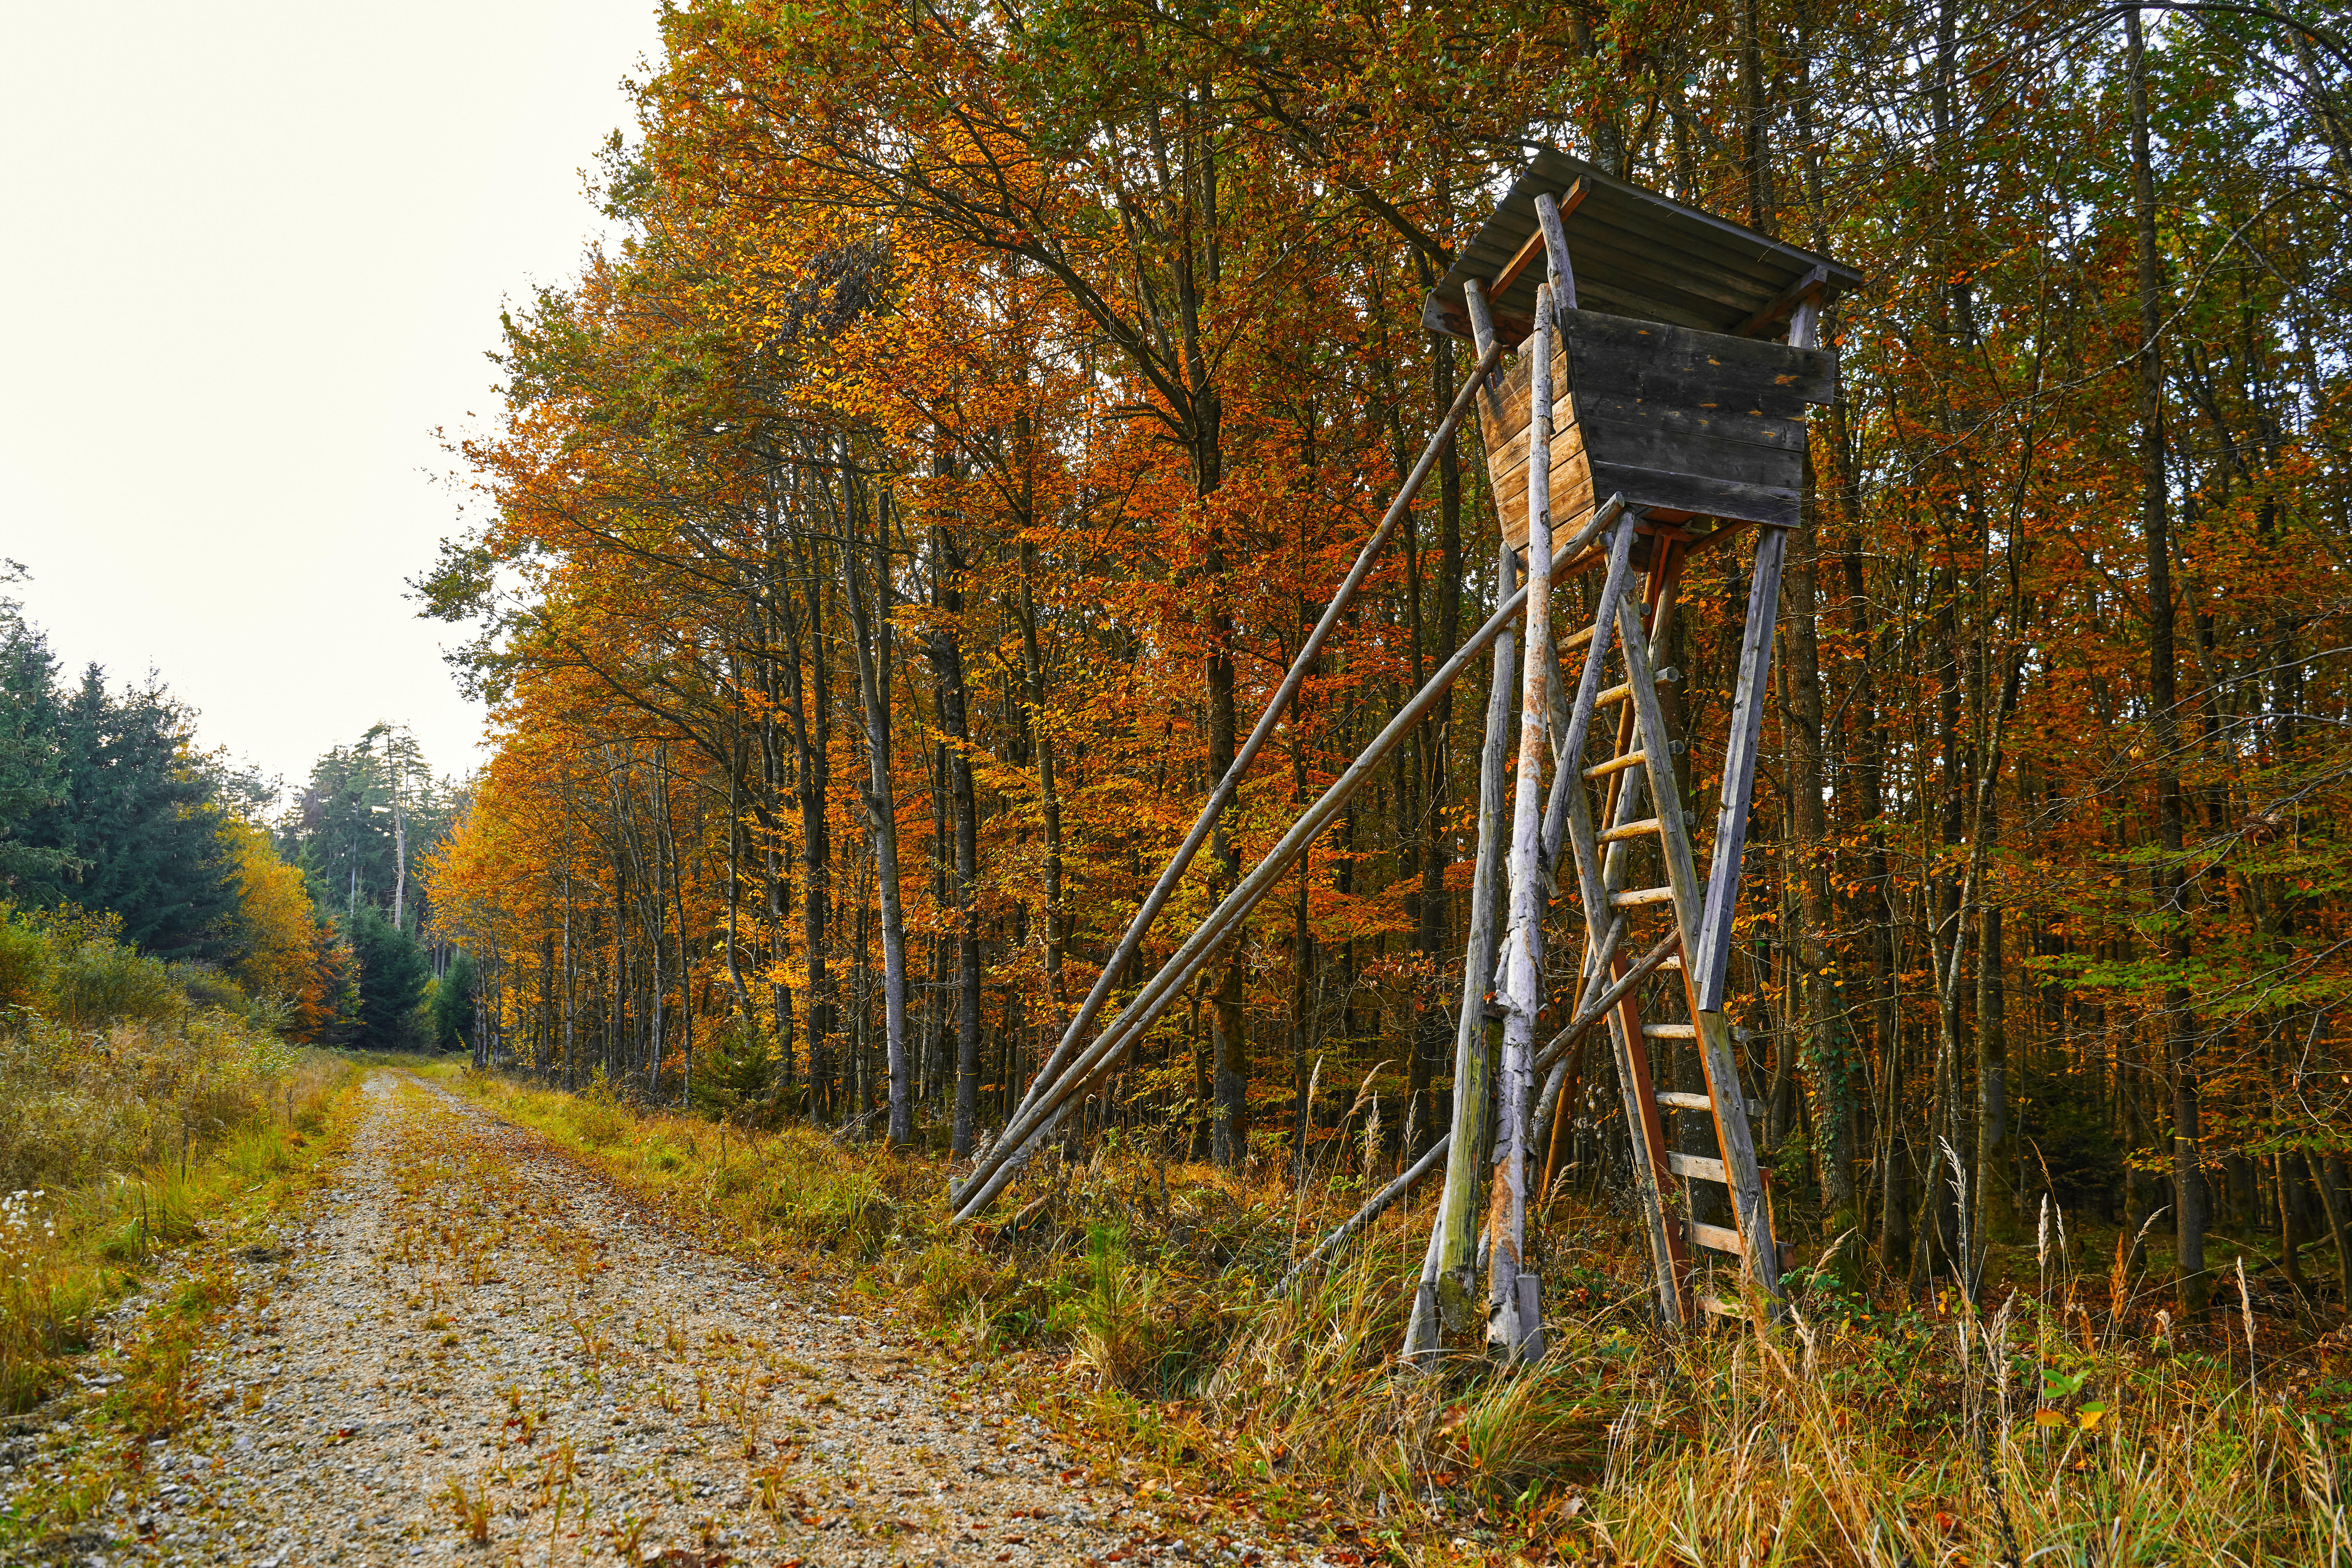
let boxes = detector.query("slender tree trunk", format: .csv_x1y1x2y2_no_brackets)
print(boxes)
1016,537,1067,1017
927,521,985,1157
2128,7,2206,1317
780,531,833,1119
1409,253,1463,1158
843,487,911,1145
1785,466,1858,1247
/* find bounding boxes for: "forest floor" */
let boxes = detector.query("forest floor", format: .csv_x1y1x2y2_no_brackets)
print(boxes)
10,1071,1292,1567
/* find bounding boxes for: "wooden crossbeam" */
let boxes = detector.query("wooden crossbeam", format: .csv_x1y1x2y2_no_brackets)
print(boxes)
1733,263,1828,338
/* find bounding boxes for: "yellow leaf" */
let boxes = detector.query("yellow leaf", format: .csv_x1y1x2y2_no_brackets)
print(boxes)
2033,1409,2065,1428
2078,1404,2108,1431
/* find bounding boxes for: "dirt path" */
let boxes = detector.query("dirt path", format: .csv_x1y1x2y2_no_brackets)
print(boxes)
86,1073,1153,1567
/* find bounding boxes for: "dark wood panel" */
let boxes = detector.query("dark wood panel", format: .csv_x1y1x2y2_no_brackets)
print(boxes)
1562,314,1836,412
1564,310,1837,398
1589,462,1800,529
1581,416,1805,491
1474,319,1825,454
1572,391,1805,452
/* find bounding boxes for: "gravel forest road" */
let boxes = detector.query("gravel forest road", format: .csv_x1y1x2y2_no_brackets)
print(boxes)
80,1072,1153,1568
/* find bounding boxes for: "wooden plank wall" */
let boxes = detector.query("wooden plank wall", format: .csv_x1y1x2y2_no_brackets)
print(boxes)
1475,309,1834,537
1479,335,1594,550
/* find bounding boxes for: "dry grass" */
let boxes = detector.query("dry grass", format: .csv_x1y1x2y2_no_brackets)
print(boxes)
430,1067,2352,1565
0,1057,366,1557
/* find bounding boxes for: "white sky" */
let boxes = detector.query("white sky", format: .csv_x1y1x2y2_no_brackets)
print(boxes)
1,0,660,797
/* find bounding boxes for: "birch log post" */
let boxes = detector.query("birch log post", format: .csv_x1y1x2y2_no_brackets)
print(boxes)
1405,540,1518,1358
1487,283,1557,1362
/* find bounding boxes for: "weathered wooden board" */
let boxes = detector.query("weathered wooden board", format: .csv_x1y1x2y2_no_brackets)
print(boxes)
1474,308,1830,535
1572,393,1805,452
1589,464,1800,529
1562,310,1836,409
1482,392,1595,549
1584,417,1797,488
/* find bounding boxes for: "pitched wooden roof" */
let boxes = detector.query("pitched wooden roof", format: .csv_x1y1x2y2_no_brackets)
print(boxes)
1423,149,1863,346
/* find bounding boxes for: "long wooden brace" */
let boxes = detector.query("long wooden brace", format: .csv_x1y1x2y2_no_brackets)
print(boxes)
1000,337,1509,1137
953,498,1632,1220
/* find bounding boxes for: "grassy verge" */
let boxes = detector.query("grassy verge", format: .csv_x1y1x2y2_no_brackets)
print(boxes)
0,1046,369,1556
427,1066,2352,1565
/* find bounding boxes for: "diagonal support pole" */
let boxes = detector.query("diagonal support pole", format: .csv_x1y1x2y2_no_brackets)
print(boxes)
1692,525,1788,1015
996,338,1508,1154
952,499,1631,1222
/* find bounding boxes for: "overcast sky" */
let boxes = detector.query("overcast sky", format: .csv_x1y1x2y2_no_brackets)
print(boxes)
1,0,661,797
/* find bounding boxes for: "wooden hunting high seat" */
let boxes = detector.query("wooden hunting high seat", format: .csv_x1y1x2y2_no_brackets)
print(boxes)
1421,152,1862,1328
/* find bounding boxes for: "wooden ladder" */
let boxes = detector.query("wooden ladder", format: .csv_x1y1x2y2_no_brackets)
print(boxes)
1547,507,1787,1326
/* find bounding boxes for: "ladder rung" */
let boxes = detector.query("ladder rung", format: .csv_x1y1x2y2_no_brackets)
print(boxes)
1561,624,1597,652
1583,750,1646,780
1594,682,1633,707
1687,1220,1746,1256
1667,1151,1728,1183
1658,1088,1764,1118
1641,1022,1697,1040
1657,953,1684,969
1699,1294,1744,1319
1598,817,1665,845
1609,885,1676,908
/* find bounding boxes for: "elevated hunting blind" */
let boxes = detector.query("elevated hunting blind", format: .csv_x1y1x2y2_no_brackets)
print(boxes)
948,149,1861,1350
1428,148,1858,542
1415,151,1861,1335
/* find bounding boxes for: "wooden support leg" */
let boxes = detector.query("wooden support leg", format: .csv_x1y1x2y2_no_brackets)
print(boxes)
1693,525,1788,1014
1489,283,1559,1363
1407,539,1521,1359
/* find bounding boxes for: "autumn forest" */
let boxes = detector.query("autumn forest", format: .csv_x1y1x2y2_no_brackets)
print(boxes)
8,0,2350,1559
416,0,2352,1320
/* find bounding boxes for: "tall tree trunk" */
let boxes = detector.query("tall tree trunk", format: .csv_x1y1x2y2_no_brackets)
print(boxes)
843,488,911,1145
1784,496,1858,1248
927,520,985,1157
1016,535,1067,1018
1189,292,1245,1167
1408,250,1463,1159
779,521,834,1118
2128,7,2206,1318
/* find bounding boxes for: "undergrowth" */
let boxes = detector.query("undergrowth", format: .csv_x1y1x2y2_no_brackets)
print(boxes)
0,904,372,1554
432,1066,2352,1565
